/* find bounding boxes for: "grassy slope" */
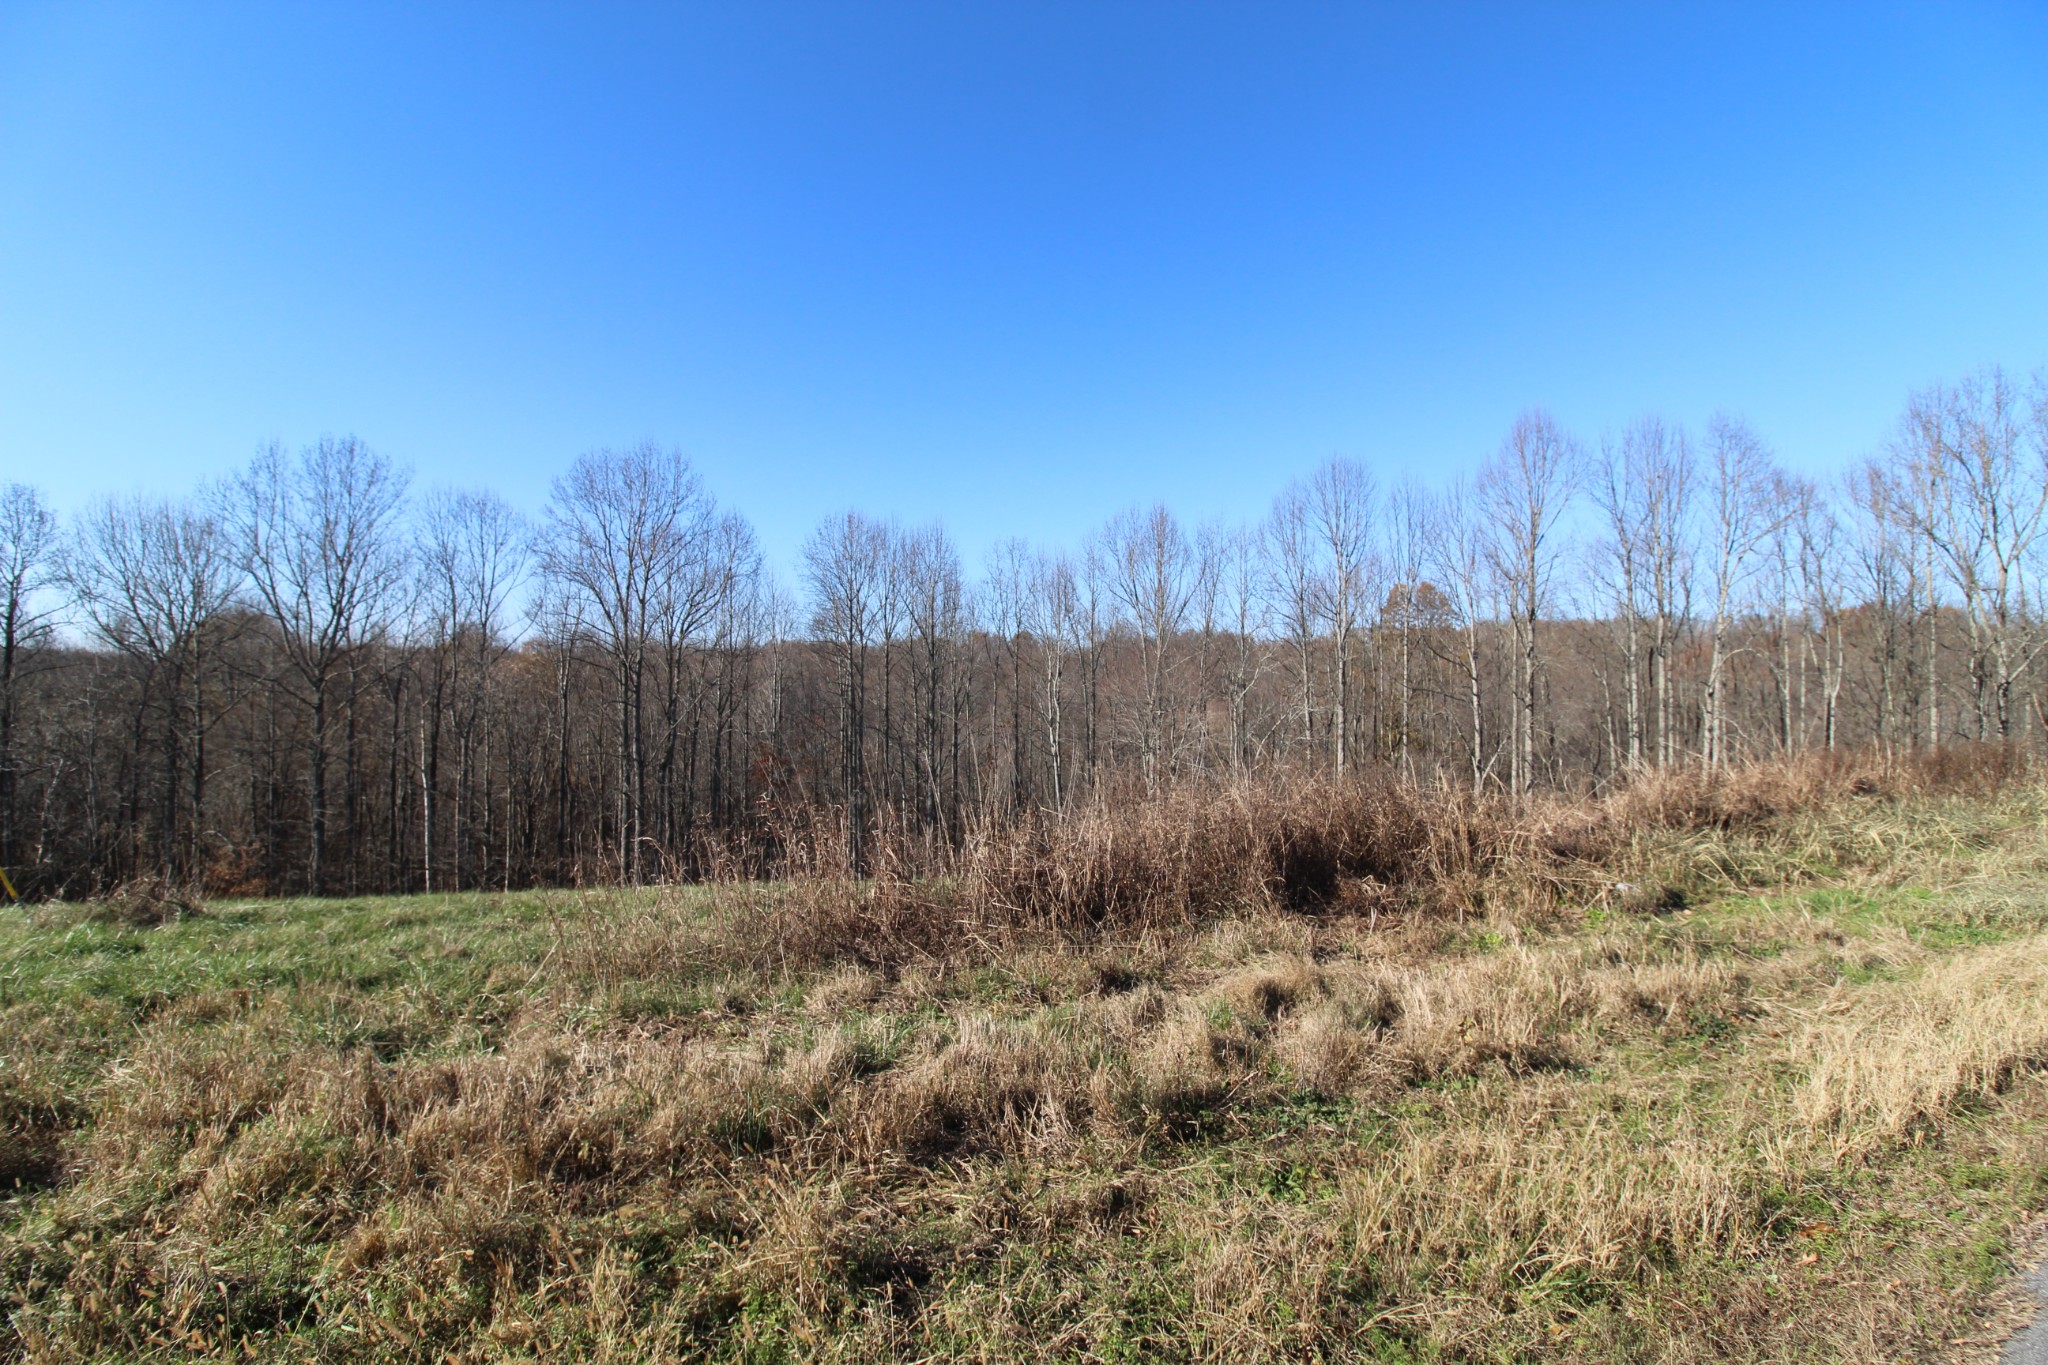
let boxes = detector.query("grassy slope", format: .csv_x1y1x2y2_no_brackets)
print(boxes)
5,793,2048,1361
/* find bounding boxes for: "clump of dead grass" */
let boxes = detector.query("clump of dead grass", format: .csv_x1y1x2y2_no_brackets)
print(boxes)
1799,935,2048,1156
81,874,207,927
572,748,2026,990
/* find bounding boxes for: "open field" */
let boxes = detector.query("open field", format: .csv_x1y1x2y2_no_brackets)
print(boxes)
6,758,2048,1361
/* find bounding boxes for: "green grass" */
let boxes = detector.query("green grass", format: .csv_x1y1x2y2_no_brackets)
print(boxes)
4,890,569,1007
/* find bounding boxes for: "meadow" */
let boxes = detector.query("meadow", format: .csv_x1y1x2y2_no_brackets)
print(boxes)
5,754,2048,1362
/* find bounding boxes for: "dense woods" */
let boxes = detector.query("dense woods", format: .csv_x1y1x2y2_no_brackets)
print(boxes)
3,365,2046,898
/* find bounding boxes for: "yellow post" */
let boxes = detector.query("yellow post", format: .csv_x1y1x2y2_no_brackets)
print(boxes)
0,866,17,902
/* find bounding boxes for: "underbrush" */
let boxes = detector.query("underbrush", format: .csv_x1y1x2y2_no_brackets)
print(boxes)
5,748,2048,1361
575,744,2035,982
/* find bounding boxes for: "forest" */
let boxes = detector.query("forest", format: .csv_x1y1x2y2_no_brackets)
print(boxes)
1,363,2044,899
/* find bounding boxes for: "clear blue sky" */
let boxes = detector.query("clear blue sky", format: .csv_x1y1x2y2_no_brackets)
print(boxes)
2,2,2045,571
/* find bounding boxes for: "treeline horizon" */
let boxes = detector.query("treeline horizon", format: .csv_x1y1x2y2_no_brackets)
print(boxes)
2,362,2046,898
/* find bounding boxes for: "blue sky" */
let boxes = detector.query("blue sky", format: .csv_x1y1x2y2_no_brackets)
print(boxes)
2,2,2045,571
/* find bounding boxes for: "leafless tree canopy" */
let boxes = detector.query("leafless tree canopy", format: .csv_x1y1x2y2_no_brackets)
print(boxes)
7,368,2048,896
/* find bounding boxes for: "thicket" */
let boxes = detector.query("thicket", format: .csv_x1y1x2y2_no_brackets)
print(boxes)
2,365,2046,898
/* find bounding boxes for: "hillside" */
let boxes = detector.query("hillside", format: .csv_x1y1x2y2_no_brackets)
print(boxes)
5,755,2048,1362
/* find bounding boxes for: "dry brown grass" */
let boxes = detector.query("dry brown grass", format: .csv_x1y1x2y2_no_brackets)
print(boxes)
80,874,208,927
561,745,2030,995
1799,936,2048,1156
5,747,2048,1361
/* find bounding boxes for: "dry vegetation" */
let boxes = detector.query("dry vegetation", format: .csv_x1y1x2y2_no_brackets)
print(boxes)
6,750,2048,1361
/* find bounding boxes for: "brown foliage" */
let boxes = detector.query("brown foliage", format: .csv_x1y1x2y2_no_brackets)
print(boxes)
82,875,208,927
637,747,2022,981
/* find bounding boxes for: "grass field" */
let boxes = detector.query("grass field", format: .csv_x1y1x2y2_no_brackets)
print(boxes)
6,763,2048,1361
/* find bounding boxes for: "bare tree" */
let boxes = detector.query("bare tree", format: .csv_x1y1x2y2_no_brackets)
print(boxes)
1592,418,1690,770
1099,505,1196,789
417,488,529,890
1263,485,1320,762
21,361,2048,897
525,581,588,882
983,537,1034,813
856,524,907,826
654,509,759,864
1384,479,1426,777
1645,433,1696,767
1695,416,1784,769
0,483,59,880
1886,403,1956,749
1025,548,1080,808
1305,460,1377,775
1842,460,1914,750
69,495,242,881
1796,488,1848,749
702,535,772,838
1898,369,2048,742
1074,540,1111,788
803,512,890,869
899,523,964,836
1480,411,1578,793
539,444,718,882
1426,478,1496,792
229,438,408,892
1190,522,1227,772
1758,476,1811,754
1206,522,1268,775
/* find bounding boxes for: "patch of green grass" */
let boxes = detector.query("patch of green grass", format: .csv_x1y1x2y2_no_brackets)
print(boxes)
5,891,552,1009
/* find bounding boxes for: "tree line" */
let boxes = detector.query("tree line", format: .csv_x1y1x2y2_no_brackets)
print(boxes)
2,365,2045,897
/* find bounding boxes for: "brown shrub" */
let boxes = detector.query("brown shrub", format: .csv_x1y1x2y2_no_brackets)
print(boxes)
947,749,1968,948
83,875,207,927
570,748,2008,987
951,779,1506,932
